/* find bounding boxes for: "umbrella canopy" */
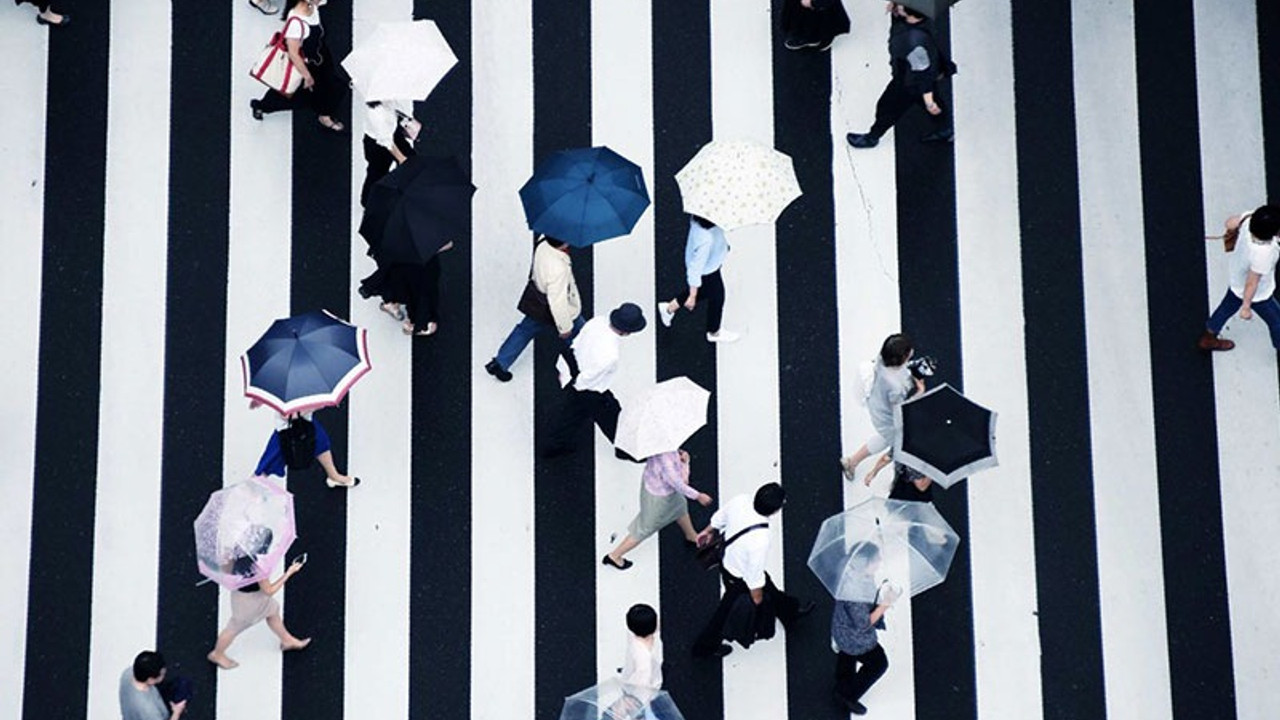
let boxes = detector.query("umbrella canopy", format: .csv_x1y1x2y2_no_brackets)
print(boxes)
359,155,475,264
559,678,686,720
891,0,960,20
893,383,997,487
341,20,458,102
194,476,297,590
614,376,711,459
241,310,372,415
807,497,959,603
519,146,650,247
674,139,802,231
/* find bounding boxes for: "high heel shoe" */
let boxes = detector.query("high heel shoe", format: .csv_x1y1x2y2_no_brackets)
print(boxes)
326,477,361,489
36,13,71,27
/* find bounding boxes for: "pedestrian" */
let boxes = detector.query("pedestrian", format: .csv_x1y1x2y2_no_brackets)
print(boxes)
13,0,68,26
621,603,664,689
656,215,739,343
781,0,850,52
1199,205,1280,352
691,483,815,658
846,3,954,149
248,0,280,16
358,243,452,337
253,409,360,488
120,651,191,720
862,454,933,502
249,0,347,134
485,235,584,382
831,543,899,716
542,303,647,458
603,449,713,570
207,532,311,669
360,99,418,207
841,333,923,482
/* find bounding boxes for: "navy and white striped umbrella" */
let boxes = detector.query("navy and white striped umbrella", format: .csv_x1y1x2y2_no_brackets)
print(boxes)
240,310,372,415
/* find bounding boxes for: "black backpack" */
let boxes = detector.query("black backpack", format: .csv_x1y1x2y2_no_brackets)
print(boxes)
278,416,316,470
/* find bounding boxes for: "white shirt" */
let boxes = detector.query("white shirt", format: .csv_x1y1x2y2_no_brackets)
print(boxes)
620,632,663,690
1228,211,1280,301
283,2,323,41
557,316,620,392
709,494,772,590
363,100,413,151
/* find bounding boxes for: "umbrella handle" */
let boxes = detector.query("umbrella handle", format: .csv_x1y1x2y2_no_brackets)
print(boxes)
195,577,215,587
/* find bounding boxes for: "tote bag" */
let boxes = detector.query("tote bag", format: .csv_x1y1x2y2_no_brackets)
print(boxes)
250,17,305,97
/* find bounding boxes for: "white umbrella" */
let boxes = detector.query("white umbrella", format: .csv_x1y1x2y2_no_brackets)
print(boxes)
674,139,802,231
614,377,710,459
342,20,458,103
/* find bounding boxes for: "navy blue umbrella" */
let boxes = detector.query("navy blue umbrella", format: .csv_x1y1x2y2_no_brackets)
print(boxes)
518,146,650,247
240,311,372,415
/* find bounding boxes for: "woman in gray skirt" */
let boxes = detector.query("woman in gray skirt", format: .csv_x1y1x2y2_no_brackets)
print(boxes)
603,449,713,570
207,530,311,669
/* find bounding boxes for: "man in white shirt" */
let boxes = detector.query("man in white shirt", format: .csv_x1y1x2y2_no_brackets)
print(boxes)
1200,205,1280,351
691,483,815,658
541,303,646,458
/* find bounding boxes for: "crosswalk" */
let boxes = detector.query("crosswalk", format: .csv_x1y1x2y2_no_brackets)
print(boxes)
5,0,1280,718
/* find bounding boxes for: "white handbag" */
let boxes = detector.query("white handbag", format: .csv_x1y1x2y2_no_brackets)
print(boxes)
250,18,305,97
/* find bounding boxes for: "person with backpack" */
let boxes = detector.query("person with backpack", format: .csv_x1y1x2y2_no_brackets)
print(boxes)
846,3,954,148
253,410,359,488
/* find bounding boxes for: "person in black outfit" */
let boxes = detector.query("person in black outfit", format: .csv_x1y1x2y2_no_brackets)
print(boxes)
360,100,417,207
847,3,954,148
14,0,68,25
780,0,850,52
250,0,347,133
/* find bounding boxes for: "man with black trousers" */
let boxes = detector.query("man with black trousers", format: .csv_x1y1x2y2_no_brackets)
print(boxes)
846,3,954,148
691,483,815,658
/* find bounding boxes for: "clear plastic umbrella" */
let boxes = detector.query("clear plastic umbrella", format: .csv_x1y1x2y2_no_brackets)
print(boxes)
559,679,686,720
342,20,458,103
613,377,710,460
807,497,959,603
194,476,297,590
674,139,802,231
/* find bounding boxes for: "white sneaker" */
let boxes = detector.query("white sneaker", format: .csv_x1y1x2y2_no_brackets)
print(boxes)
707,329,740,343
657,301,675,327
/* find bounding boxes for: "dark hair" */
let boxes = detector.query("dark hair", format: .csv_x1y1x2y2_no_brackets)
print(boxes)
281,0,309,20
880,333,914,367
691,214,716,230
753,482,786,516
625,603,658,637
850,542,881,571
900,5,926,20
1249,205,1280,241
132,651,166,682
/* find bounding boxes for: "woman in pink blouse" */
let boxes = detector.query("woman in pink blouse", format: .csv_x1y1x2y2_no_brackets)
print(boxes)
603,449,712,570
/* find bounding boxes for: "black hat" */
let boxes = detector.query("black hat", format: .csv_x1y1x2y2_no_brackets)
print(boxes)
609,303,647,334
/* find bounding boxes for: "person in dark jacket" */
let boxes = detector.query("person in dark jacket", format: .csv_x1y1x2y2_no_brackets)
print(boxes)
780,0,850,52
847,3,953,148
831,543,900,716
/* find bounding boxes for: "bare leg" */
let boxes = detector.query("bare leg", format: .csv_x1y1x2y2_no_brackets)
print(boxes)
266,613,311,651
675,513,698,542
315,450,353,486
840,444,872,481
864,452,893,487
607,534,643,564
207,626,242,669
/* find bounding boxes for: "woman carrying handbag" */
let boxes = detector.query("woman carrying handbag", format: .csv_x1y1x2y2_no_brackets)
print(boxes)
250,0,346,133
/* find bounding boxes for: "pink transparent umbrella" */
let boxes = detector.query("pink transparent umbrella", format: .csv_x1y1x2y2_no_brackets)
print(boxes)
194,476,297,590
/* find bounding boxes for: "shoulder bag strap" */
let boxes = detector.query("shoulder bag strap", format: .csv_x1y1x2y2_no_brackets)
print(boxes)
724,522,769,548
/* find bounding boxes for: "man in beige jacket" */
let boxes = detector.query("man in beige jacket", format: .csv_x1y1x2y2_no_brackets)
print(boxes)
486,236,584,382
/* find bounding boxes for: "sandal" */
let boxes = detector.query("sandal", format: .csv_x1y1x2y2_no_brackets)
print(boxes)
249,0,280,15
318,117,346,133
379,302,406,321
402,321,437,336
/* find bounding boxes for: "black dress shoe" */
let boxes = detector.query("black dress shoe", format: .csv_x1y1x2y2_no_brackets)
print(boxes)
846,132,879,149
833,690,867,715
250,99,264,121
920,128,955,143
485,359,512,382
602,555,634,571
36,13,70,26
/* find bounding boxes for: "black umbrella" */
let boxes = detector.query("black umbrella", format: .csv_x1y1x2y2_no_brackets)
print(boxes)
892,383,997,488
358,155,475,264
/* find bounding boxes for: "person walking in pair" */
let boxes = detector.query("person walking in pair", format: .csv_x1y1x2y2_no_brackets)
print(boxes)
360,99,418,207
603,449,713,570
486,236,584,382
657,215,739,343
1200,204,1280,352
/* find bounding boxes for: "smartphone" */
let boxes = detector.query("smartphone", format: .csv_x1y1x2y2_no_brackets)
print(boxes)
294,552,308,567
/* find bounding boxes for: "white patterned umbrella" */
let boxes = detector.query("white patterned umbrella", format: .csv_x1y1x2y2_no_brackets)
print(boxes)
674,139,802,231
342,20,457,103
614,377,710,459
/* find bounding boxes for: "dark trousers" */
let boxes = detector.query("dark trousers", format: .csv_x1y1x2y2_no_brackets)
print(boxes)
542,387,623,457
360,131,416,207
406,256,441,328
692,570,801,656
258,46,345,119
868,80,950,139
835,644,888,704
157,676,194,706
675,269,726,333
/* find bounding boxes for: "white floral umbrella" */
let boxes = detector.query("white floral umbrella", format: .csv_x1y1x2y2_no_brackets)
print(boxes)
342,20,457,103
614,377,710,459
674,139,802,231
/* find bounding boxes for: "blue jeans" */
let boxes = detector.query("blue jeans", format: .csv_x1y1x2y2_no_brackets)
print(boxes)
493,314,585,371
1206,289,1280,348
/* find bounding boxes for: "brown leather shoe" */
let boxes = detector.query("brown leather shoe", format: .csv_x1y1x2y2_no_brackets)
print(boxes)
1197,330,1235,351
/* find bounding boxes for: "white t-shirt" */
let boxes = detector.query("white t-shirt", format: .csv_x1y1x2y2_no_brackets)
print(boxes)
621,632,663,690
709,495,772,590
1228,211,1280,301
282,2,323,41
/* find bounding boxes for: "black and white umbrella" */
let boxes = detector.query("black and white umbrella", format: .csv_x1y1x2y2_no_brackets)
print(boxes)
892,383,996,488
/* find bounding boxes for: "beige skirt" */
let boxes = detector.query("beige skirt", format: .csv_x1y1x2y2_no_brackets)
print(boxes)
628,487,688,541
227,590,279,633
